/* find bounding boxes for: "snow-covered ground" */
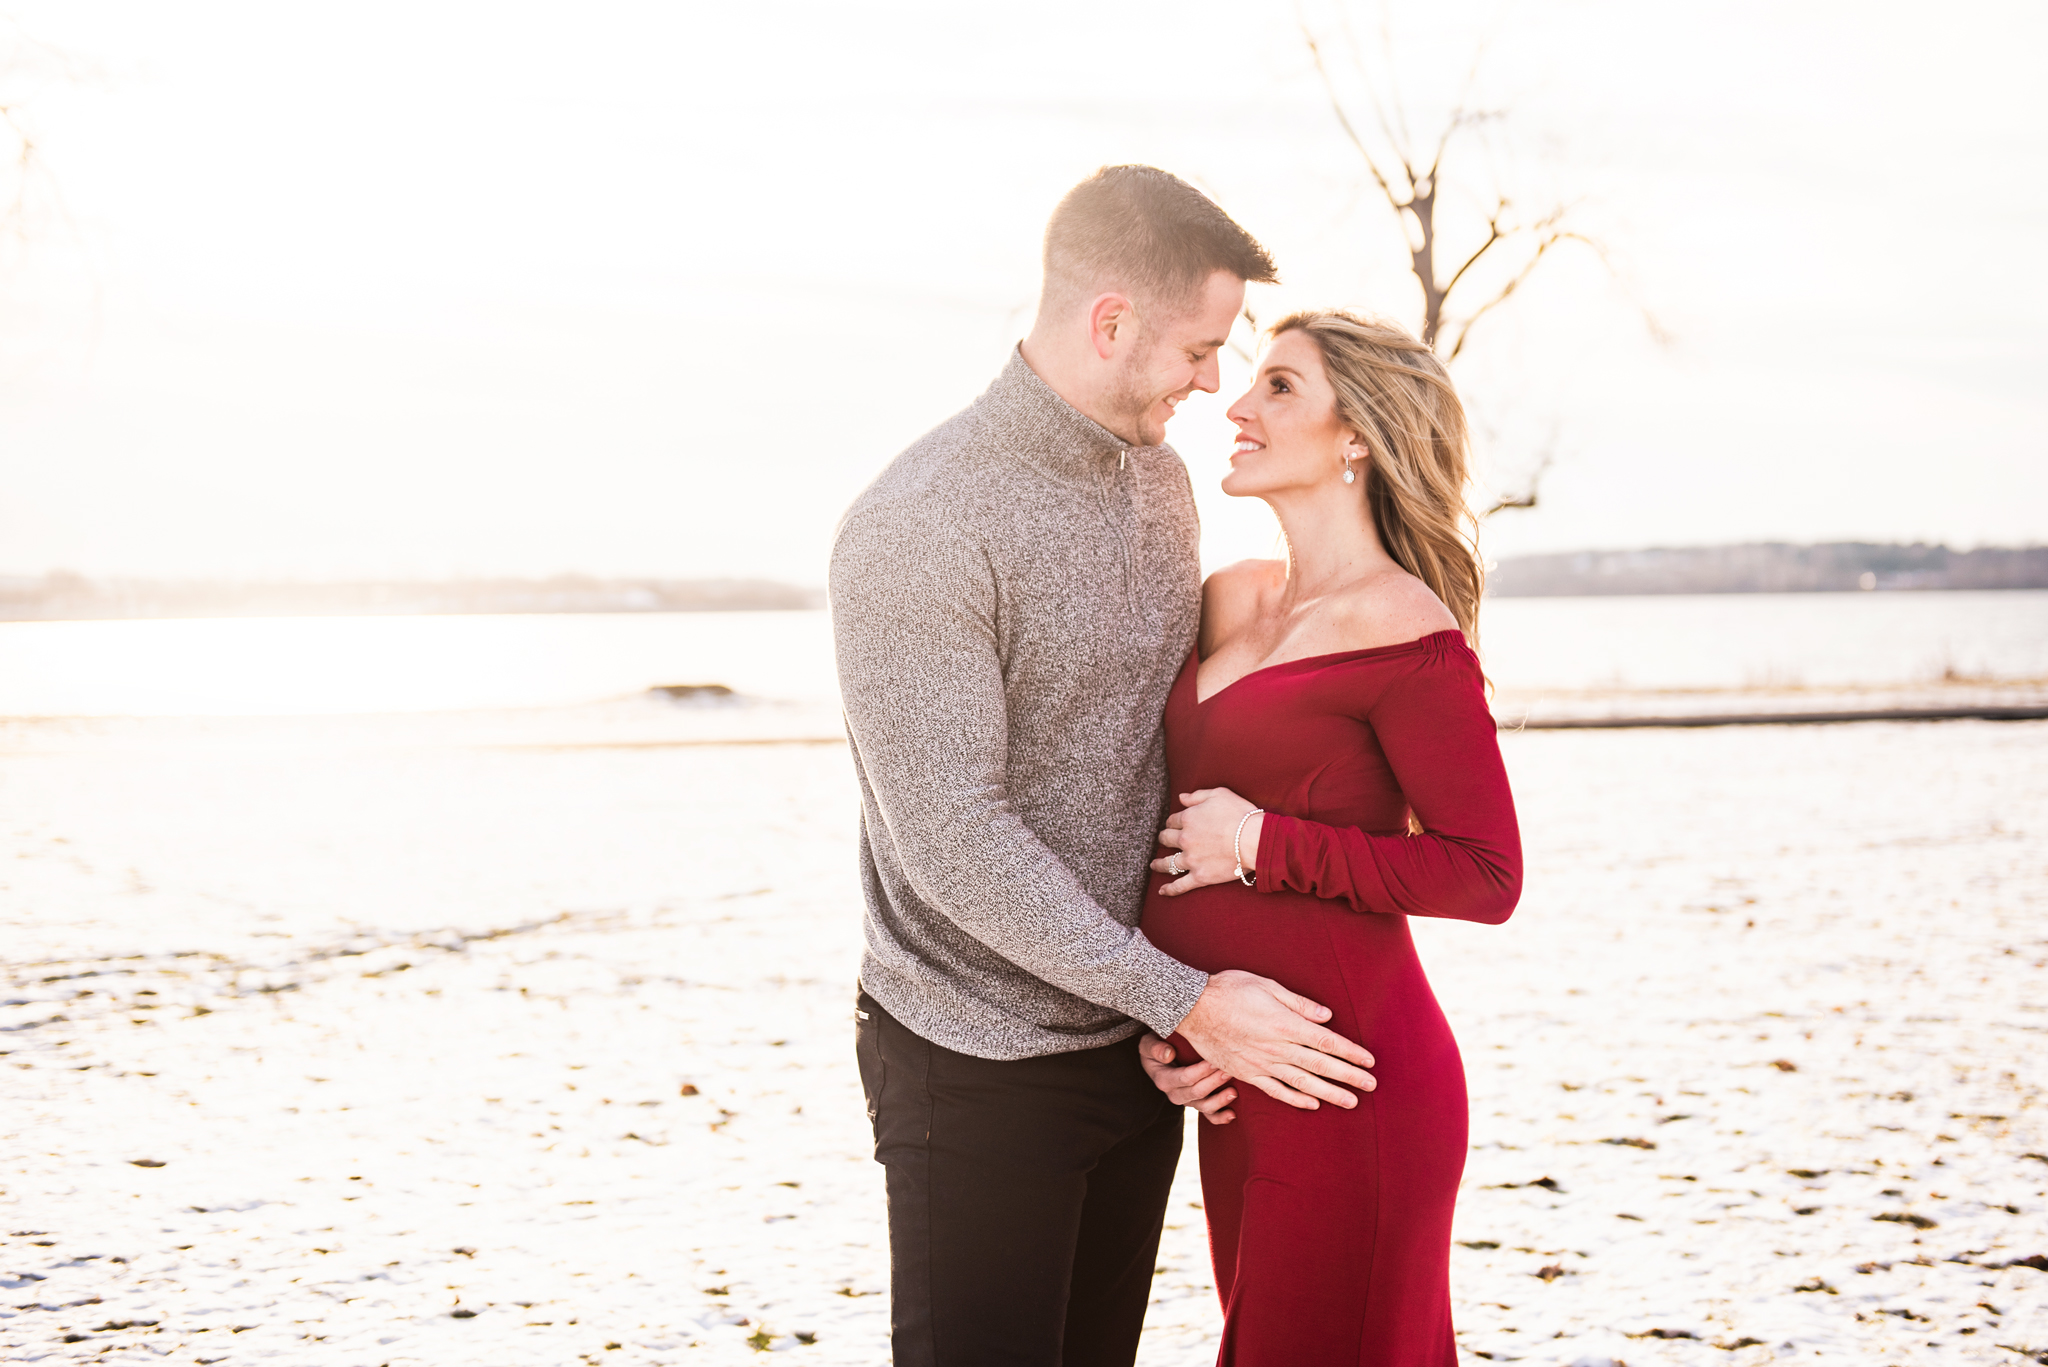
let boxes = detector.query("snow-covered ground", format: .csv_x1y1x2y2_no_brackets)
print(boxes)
3,710,2044,1365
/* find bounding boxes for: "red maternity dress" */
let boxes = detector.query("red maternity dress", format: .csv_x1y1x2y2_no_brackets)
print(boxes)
1142,629,1522,1366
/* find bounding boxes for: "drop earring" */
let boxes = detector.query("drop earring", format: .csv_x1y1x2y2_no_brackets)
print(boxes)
1341,459,1357,485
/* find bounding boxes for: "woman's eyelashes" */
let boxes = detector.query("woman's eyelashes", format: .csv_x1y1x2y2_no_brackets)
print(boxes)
1267,376,1291,394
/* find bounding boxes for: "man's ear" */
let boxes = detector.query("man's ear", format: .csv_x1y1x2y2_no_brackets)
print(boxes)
1087,292,1134,361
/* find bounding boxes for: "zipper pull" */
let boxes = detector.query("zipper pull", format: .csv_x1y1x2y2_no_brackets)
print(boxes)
1120,448,1127,472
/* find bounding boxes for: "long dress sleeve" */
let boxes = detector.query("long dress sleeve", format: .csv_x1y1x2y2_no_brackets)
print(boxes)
1255,638,1522,925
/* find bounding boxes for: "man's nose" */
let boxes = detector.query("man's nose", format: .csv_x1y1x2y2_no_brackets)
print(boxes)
1196,351,1221,393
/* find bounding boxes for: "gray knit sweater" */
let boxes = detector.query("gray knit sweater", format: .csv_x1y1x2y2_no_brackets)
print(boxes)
830,348,1212,1060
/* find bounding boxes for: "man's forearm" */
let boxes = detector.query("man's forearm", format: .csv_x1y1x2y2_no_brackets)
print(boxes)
876,785,1209,1034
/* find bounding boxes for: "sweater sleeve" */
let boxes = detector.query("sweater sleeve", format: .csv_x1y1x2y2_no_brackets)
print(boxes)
830,506,1210,1037
1255,639,1522,925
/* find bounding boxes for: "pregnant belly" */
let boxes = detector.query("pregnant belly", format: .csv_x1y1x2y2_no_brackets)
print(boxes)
1142,873,1454,1076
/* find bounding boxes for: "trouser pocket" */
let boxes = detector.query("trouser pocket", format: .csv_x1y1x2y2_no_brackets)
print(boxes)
853,987,885,1138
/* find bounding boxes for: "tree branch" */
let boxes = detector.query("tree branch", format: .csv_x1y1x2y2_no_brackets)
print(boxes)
1444,229,1596,362
1437,197,1510,306
1302,26,1407,210
1227,304,1262,364
1352,4,1415,179
1482,444,1555,518
1421,105,1496,191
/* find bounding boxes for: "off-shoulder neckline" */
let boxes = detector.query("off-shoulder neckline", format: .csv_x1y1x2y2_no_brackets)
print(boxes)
1191,629,1468,707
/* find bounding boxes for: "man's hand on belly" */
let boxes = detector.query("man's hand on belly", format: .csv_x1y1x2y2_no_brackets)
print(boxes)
1174,969,1377,1110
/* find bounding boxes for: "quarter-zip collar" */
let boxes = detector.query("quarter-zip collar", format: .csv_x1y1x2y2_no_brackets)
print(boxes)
985,345,1161,486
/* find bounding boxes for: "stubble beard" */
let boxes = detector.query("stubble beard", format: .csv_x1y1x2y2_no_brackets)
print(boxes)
1104,339,1167,448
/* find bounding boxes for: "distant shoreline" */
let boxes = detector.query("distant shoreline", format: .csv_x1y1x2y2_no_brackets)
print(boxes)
2,542,2044,621
1488,541,2048,597
0,575,827,623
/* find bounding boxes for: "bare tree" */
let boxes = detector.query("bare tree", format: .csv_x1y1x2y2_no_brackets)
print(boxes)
1294,11,1653,513
1301,19,1612,359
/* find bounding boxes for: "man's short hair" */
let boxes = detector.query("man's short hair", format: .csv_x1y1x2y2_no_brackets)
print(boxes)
1042,165,1278,320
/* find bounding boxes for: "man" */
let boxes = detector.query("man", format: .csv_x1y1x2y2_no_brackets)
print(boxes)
830,165,1377,1367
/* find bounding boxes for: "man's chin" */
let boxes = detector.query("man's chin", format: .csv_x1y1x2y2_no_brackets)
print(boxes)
1104,390,1169,447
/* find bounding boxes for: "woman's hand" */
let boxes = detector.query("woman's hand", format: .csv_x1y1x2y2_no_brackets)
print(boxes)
1150,787,1263,897
1137,1034,1238,1124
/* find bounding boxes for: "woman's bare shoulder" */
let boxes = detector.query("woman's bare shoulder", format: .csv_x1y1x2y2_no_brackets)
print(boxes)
1200,559,1283,652
1329,567,1459,651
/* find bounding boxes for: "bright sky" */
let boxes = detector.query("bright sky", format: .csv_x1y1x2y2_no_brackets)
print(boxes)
1,0,2042,583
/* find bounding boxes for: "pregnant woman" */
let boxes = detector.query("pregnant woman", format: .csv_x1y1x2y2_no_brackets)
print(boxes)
1139,309,1523,1364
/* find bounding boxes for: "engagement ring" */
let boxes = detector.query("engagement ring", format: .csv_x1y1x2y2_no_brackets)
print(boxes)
1167,854,1185,876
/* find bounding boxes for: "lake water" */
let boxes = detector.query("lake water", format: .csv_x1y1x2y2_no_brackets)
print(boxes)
0,591,2042,717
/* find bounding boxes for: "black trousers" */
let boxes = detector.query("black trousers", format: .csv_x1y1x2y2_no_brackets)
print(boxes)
854,989,1183,1367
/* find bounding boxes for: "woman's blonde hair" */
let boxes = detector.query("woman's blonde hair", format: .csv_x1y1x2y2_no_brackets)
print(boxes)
1270,309,1486,642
